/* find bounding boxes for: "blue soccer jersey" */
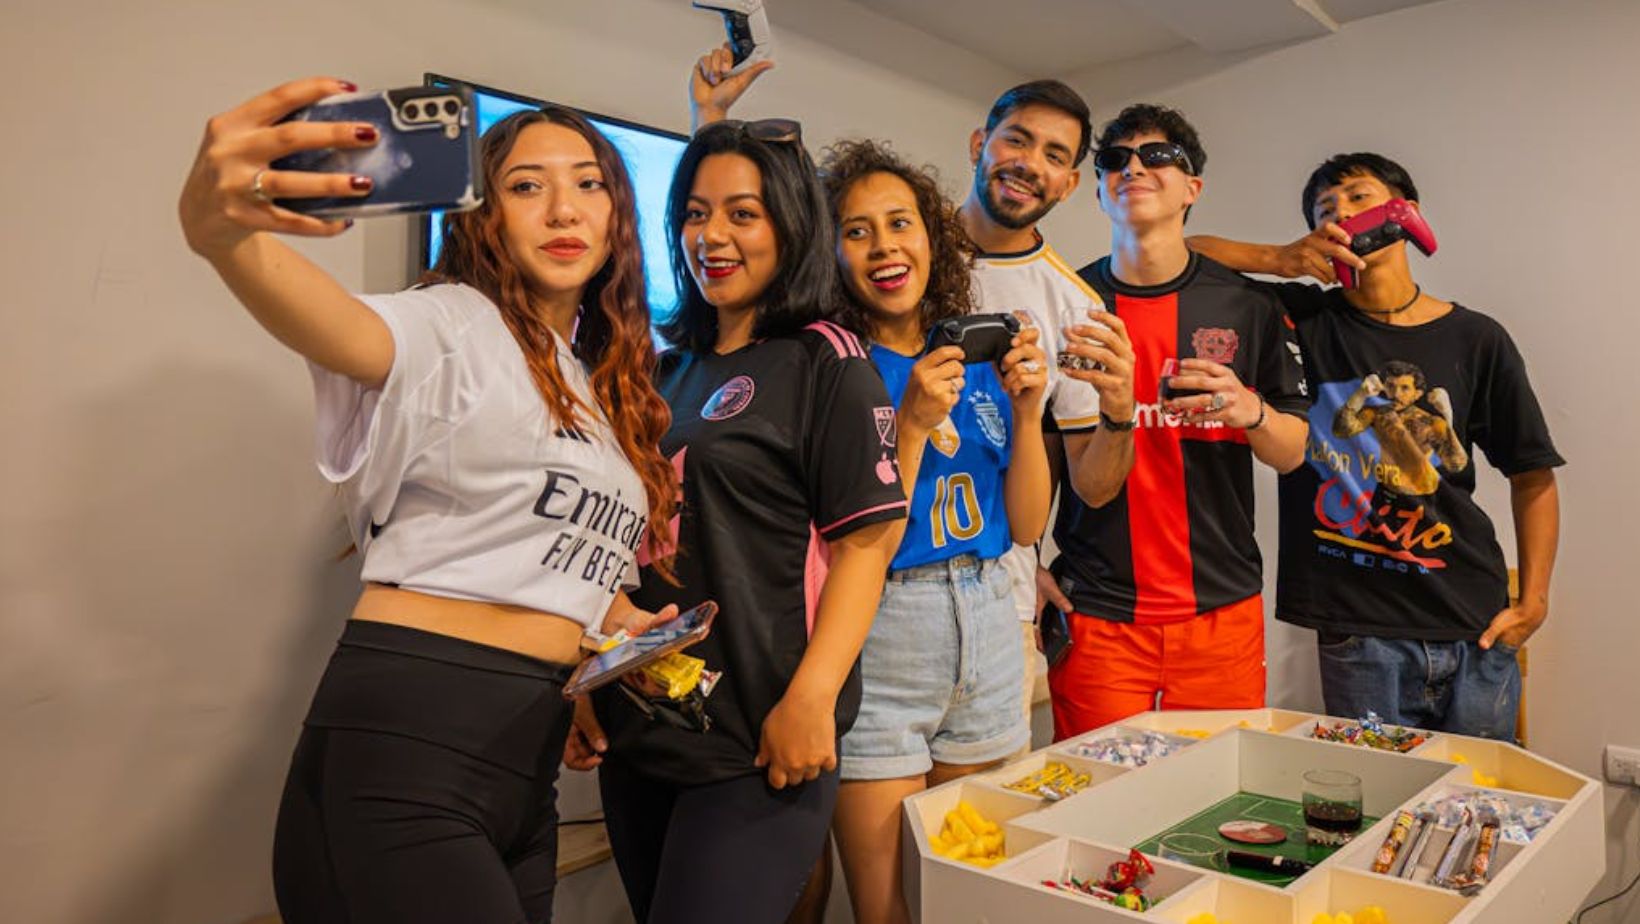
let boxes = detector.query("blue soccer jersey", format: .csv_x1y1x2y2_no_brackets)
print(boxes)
871,344,1014,570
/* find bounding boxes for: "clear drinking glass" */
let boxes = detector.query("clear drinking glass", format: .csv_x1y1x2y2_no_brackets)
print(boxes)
1302,769,1364,848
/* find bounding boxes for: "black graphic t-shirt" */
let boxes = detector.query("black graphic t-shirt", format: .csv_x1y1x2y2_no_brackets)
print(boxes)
1265,283,1564,640
1055,254,1309,624
595,322,908,786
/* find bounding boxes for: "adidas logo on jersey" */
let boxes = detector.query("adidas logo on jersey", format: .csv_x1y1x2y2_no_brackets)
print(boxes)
554,425,592,443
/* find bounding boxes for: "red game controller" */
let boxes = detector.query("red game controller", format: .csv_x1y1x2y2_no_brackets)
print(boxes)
1333,198,1437,288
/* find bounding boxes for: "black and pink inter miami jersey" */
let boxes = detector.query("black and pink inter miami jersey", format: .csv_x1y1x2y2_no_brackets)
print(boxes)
595,322,908,786
1051,254,1309,625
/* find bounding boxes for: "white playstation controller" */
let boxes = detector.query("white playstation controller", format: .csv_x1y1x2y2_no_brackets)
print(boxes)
691,0,774,76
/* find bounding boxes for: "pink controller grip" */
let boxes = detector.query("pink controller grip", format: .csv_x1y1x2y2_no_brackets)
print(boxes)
1333,198,1437,288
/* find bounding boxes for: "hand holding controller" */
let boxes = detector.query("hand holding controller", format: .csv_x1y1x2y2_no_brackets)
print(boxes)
691,0,774,75
1333,198,1437,288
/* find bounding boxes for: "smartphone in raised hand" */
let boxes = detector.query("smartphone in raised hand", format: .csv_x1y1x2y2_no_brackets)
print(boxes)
271,85,481,219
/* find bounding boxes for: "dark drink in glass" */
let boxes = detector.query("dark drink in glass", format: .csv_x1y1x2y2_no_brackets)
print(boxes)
1303,769,1364,848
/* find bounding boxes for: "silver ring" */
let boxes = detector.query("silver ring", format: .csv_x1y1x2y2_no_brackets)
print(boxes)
1210,392,1227,412
250,168,271,204
951,380,962,395
1021,359,1042,374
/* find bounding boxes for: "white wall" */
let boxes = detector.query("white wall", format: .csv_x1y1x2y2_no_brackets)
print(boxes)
1062,0,1640,918
0,2,1021,922
8,0,1637,920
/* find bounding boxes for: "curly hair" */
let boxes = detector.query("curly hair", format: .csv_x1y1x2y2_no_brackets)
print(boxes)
425,107,677,581
818,139,976,341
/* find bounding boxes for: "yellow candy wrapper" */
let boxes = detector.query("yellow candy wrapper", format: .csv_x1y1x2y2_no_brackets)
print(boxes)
640,652,706,699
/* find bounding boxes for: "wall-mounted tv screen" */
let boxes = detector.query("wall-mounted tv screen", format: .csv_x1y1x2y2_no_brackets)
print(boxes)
421,74,689,325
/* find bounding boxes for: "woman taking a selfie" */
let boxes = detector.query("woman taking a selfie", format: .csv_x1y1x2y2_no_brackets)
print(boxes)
572,118,908,924
178,76,676,924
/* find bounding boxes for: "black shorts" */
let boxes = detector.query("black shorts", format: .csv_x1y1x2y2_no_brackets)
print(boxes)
273,619,575,924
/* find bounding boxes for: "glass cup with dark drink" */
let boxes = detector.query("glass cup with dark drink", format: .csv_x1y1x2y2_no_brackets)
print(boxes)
1302,769,1363,849
1159,357,1205,401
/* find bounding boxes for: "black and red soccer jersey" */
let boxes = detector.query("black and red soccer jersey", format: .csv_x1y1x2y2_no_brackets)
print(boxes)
595,322,908,785
1052,253,1309,624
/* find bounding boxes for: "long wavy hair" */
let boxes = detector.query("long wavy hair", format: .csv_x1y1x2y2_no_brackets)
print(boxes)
818,139,976,340
426,107,676,580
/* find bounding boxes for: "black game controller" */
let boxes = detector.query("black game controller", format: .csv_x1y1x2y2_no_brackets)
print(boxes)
926,313,1021,365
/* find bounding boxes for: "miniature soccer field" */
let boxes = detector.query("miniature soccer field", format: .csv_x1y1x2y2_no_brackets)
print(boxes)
1132,791,1380,887
902,708,1605,924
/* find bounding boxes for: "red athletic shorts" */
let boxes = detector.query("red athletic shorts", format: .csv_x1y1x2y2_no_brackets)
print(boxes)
1047,593,1266,741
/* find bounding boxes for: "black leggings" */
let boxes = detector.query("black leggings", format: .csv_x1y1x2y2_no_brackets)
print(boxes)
598,758,837,924
273,620,575,924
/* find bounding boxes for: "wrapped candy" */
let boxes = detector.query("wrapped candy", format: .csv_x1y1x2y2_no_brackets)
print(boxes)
1310,712,1426,752
1100,848,1154,891
1415,792,1556,846
1045,851,1157,911
640,652,706,699
1005,761,1093,801
1069,731,1186,767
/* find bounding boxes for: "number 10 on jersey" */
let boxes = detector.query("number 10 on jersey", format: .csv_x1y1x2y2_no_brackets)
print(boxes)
930,473,984,548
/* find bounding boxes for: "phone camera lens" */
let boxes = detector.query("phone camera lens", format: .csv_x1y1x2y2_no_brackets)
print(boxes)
402,103,420,120
443,99,459,116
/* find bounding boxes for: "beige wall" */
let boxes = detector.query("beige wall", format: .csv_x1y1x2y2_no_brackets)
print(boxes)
0,2,1016,922
6,0,1637,921
1064,0,1640,918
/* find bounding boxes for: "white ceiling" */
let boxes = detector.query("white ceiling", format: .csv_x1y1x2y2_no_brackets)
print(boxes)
778,0,1445,80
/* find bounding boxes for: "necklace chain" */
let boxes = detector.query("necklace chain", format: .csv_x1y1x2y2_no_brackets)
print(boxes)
1360,284,1422,316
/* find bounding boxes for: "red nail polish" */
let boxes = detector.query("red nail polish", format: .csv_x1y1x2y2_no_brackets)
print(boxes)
342,219,355,230
338,80,358,92
350,175,373,191
355,125,378,142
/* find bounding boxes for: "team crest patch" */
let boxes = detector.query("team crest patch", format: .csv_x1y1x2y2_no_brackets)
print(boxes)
701,375,755,421
1191,327,1240,364
929,419,961,457
972,394,1007,448
873,407,897,447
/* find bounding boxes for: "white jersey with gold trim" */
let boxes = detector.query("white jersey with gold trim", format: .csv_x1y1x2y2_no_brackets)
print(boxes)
971,239,1105,432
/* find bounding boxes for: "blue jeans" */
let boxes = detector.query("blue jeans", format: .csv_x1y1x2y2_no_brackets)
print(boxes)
1316,633,1521,741
840,554,1028,780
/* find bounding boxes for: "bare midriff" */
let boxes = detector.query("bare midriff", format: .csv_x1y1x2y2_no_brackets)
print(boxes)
352,583,586,666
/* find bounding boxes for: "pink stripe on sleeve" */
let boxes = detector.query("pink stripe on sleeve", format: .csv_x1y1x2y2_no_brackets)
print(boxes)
818,500,908,536
803,524,830,638
806,320,864,359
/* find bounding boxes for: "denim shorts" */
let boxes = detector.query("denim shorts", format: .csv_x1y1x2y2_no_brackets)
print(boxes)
840,554,1029,780
1316,632,1521,742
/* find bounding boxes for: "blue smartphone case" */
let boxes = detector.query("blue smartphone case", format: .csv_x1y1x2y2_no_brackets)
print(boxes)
271,85,481,218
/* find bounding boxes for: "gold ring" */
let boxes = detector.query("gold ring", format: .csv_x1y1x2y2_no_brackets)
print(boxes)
250,168,271,204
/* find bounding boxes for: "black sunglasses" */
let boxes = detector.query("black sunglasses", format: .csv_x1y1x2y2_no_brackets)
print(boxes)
722,117,803,145
1093,142,1195,176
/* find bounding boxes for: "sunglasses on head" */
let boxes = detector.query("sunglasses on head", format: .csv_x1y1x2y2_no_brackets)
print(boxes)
1092,141,1195,176
722,117,803,145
